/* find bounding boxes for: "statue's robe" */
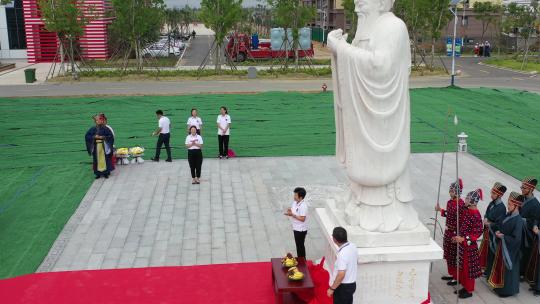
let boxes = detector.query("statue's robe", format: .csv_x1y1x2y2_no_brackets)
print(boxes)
331,12,417,232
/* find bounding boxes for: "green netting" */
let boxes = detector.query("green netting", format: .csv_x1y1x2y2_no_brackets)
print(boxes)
0,88,539,279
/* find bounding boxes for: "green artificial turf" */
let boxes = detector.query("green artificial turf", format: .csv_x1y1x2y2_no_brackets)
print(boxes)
0,87,539,279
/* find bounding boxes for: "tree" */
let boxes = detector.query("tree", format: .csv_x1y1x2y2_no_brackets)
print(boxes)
503,1,539,69
473,1,502,43
394,0,432,68
268,0,315,69
425,0,451,70
342,0,357,41
38,0,92,78
199,0,243,72
110,0,165,70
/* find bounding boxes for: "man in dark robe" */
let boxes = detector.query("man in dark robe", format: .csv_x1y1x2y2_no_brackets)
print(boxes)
527,194,540,296
480,182,507,277
436,179,465,286
85,114,114,179
489,192,524,297
519,177,540,280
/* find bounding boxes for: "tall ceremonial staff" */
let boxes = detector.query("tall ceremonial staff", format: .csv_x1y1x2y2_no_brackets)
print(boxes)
433,109,451,242
454,114,461,304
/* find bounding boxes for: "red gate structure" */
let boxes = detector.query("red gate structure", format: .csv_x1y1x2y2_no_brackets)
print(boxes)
22,0,112,63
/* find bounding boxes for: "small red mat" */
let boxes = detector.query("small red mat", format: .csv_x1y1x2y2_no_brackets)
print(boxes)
0,262,275,304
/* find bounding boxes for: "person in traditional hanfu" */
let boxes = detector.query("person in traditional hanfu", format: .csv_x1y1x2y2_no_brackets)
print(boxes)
453,188,483,299
528,221,540,296
480,182,507,277
489,192,525,298
519,177,540,280
85,114,114,179
436,179,465,286
523,178,540,296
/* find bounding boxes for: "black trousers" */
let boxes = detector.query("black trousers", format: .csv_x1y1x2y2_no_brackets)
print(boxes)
155,133,171,160
188,149,203,178
218,135,230,156
293,230,307,258
334,283,356,304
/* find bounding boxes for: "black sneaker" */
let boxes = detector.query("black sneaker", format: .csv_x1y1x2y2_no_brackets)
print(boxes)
151,157,159,162
447,280,458,286
165,159,172,162
458,290,472,299
104,174,109,179
534,290,540,296
441,276,453,281
95,175,101,179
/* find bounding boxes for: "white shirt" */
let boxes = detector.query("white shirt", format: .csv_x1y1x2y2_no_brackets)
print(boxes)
158,116,171,134
290,200,308,232
332,242,358,284
185,134,203,150
217,114,231,135
187,116,203,130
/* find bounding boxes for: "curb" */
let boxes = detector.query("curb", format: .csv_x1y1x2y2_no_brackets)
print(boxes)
478,62,538,76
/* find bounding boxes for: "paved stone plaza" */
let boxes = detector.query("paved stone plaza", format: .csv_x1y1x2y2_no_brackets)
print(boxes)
39,153,539,303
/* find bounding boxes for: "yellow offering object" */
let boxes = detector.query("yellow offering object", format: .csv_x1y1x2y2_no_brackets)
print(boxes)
287,267,304,281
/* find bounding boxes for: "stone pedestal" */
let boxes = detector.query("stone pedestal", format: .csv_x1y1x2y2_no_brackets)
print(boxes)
325,199,431,247
316,208,443,304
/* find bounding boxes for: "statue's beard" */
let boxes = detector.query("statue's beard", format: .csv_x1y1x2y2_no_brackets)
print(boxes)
354,12,371,45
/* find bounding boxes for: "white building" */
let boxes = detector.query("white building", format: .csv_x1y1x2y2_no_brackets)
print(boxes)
502,0,533,5
0,1,27,60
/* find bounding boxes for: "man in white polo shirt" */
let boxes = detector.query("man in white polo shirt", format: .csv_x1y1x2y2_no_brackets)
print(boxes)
151,110,172,162
284,187,308,258
328,227,358,304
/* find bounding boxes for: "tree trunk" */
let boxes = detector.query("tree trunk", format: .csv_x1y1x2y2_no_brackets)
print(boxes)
214,42,221,72
430,38,435,71
521,38,530,70
59,37,66,76
69,38,76,80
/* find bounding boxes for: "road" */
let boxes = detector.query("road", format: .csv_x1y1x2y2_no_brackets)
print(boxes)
0,53,538,97
180,35,214,67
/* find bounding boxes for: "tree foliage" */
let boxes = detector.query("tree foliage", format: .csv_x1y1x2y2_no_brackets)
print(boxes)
38,0,92,77
267,0,315,68
110,0,165,69
199,0,243,71
473,1,503,42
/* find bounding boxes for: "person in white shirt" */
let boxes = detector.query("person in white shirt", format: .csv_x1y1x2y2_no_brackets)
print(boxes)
185,126,203,184
216,106,231,159
151,110,172,162
328,227,358,304
186,108,203,135
284,187,308,258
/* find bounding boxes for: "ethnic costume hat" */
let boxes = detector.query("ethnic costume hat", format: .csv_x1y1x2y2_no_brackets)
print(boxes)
449,178,463,193
509,191,525,207
521,177,537,191
466,188,483,204
491,182,507,196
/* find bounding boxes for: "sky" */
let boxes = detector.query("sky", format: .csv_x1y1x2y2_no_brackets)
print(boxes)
165,0,263,8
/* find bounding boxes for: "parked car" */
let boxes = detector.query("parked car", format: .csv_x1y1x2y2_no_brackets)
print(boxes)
143,44,182,57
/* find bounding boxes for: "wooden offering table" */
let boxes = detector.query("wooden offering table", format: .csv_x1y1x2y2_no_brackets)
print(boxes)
271,257,315,304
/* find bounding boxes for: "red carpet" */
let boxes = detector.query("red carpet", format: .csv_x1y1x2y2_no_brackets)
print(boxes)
0,262,275,304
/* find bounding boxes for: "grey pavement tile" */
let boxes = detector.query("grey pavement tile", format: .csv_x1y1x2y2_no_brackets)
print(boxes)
39,155,540,303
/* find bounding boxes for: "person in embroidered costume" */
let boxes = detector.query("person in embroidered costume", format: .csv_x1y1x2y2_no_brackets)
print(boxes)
436,179,465,286
453,188,483,299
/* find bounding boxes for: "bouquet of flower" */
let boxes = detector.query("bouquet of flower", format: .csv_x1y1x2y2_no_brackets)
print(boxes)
115,147,129,157
129,147,145,156
130,146,145,164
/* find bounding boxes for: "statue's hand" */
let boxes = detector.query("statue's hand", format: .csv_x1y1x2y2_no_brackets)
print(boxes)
327,29,346,53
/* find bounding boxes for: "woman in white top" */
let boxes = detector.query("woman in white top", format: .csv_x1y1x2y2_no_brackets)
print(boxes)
185,126,204,184
216,106,231,159
186,108,203,135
